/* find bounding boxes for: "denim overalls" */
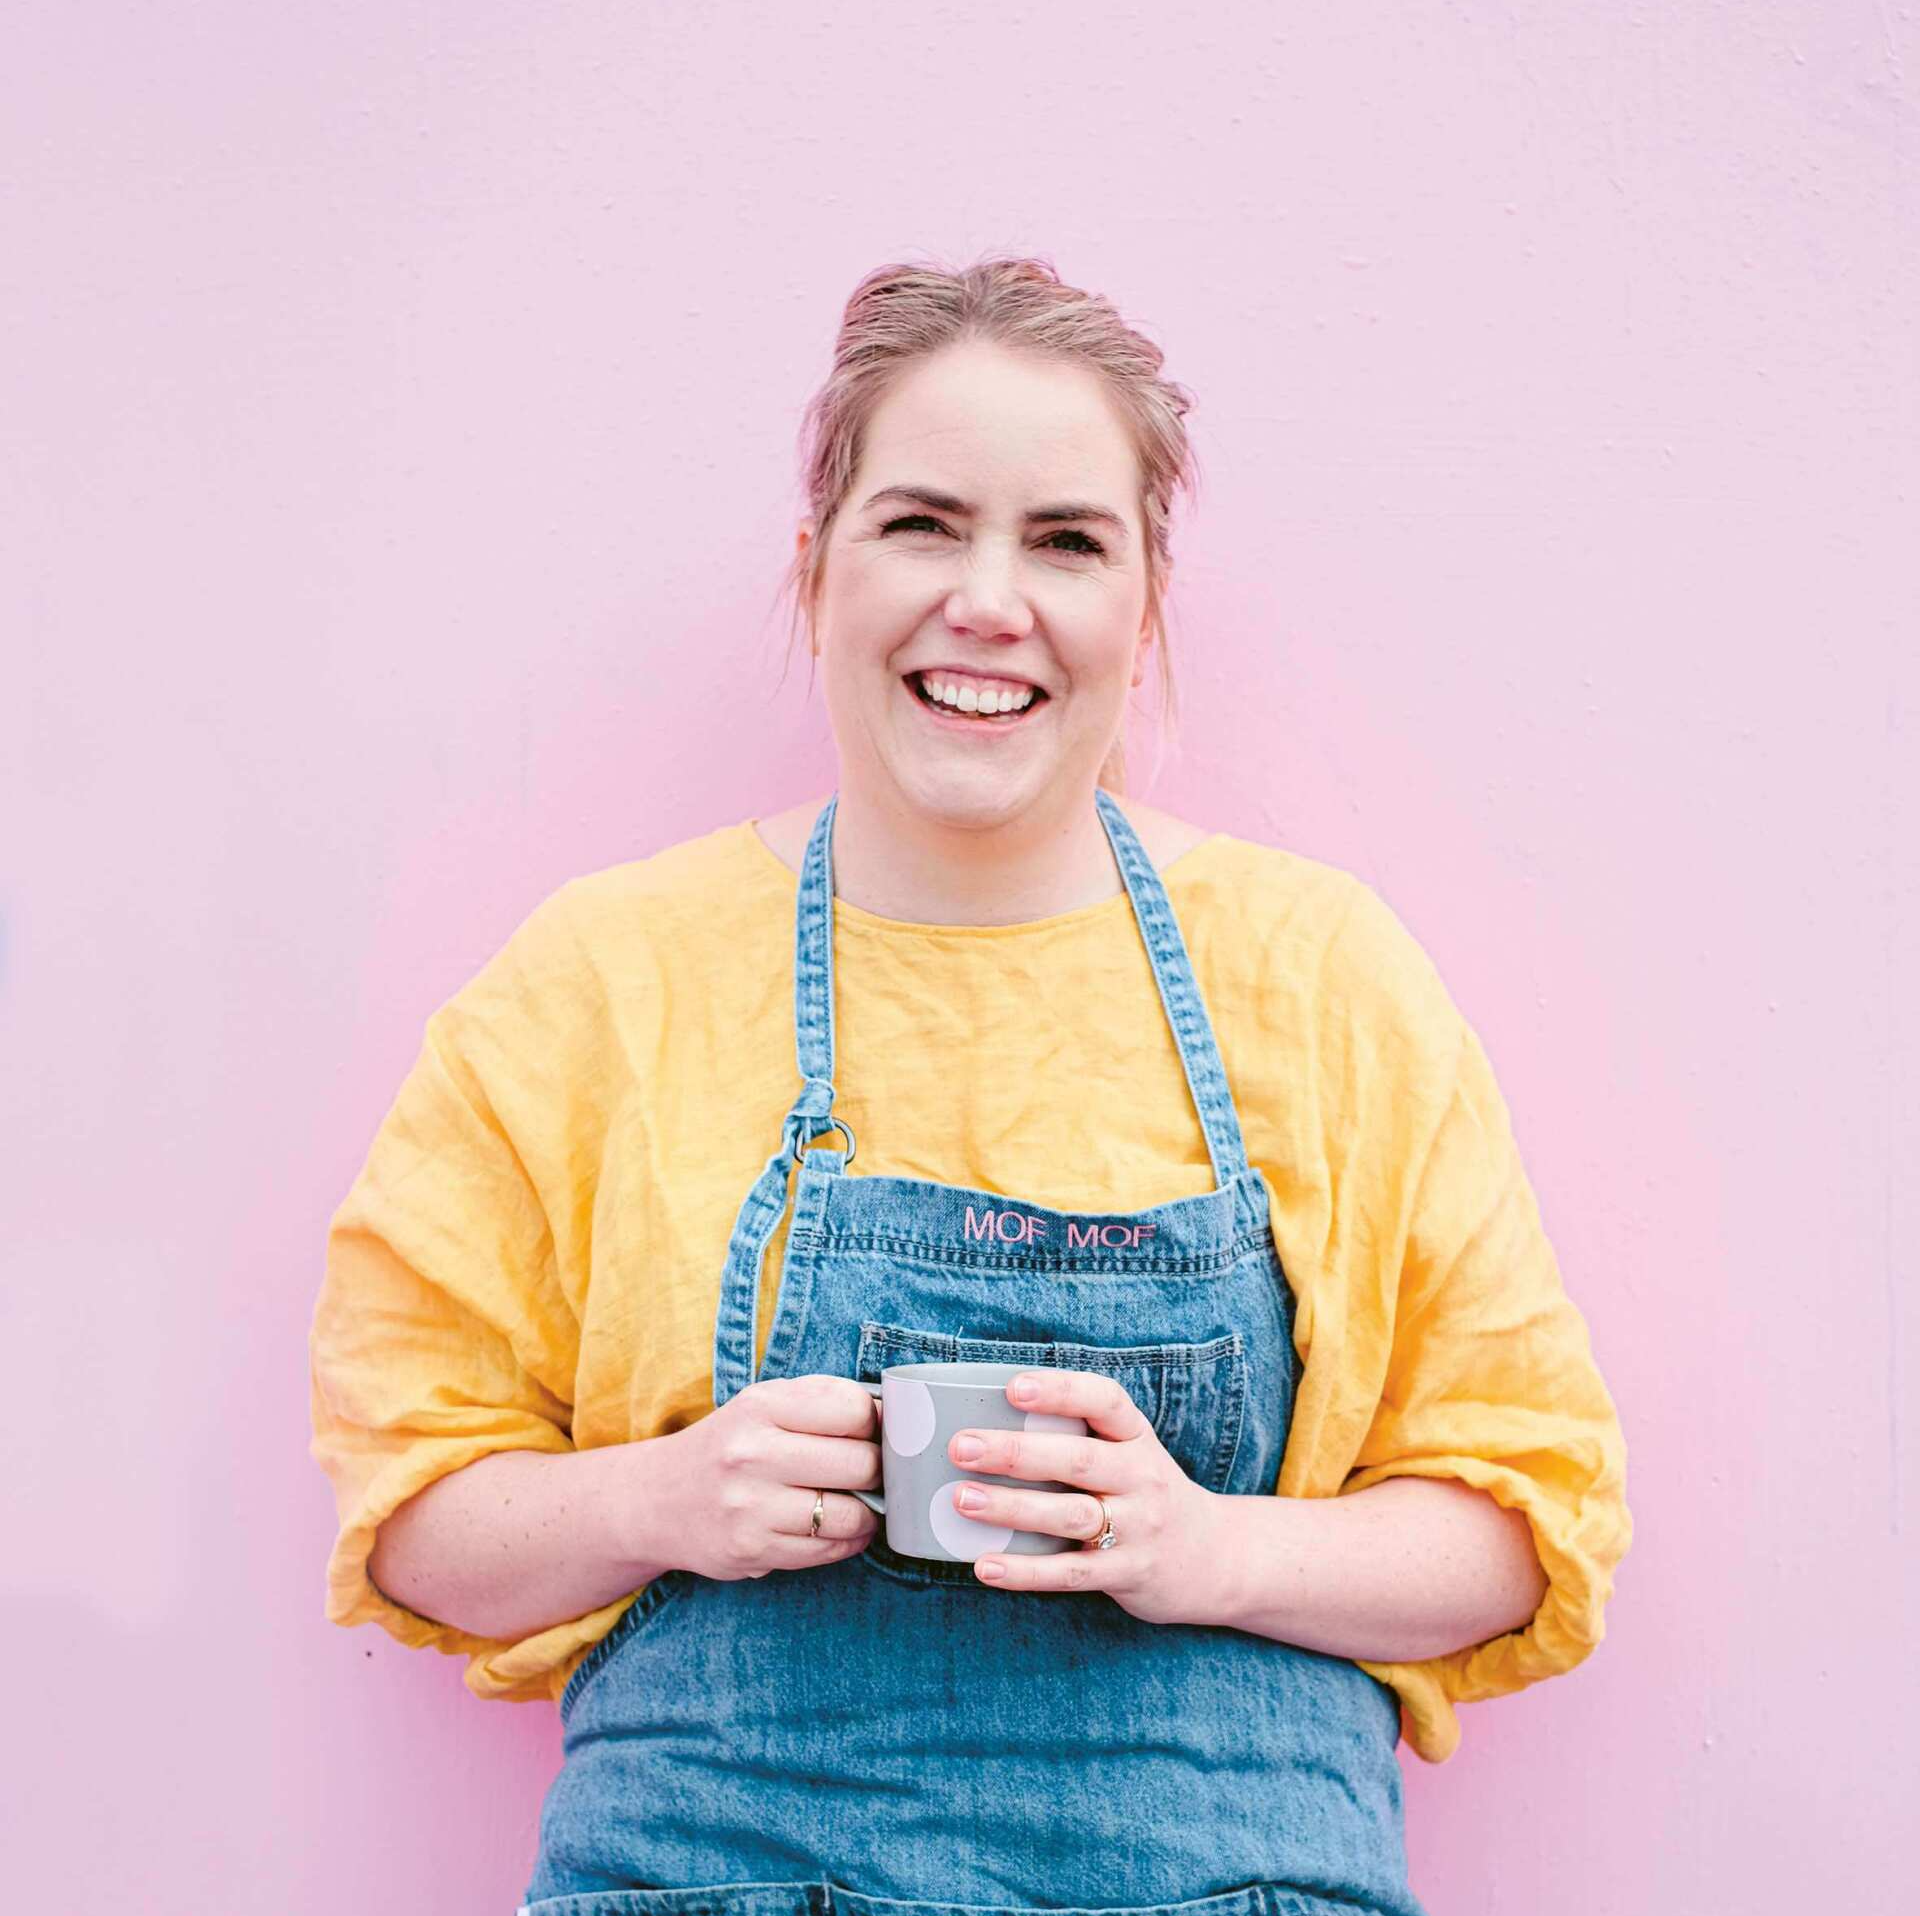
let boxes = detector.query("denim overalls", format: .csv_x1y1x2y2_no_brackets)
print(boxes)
520,792,1426,1916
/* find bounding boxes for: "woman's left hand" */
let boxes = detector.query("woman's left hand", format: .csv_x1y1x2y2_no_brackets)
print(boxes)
947,1369,1228,1626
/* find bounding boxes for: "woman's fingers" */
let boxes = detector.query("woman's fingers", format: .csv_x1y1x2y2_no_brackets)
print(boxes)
952,1481,1105,1543
760,1428,884,1495
780,1482,877,1540
754,1374,886,1439
740,1377,886,1491
756,1488,878,1566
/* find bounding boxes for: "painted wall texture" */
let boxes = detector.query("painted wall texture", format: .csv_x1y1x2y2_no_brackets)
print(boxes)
3,4,1914,1912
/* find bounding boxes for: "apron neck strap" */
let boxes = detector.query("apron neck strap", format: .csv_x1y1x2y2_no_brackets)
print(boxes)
1091,787,1250,1185
779,789,1249,1188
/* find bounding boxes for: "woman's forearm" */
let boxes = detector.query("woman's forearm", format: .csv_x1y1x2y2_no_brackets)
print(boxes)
1193,1475,1549,1663
367,1441,676,1642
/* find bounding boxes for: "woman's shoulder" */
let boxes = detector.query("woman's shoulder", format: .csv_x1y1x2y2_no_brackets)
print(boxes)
462,817,783,1011
1157,811,1459,1031
547,796,1435,1010
551,814,782,923
1144,798,1358,922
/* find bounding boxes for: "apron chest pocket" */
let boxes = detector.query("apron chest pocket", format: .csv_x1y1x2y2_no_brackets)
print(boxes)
854,1320,1249,1498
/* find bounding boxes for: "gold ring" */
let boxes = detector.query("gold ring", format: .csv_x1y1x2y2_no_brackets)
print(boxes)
809,1489,825,1537
1087,1494,1117,1551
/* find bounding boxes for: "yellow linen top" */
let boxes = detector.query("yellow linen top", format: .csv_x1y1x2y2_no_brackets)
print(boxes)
308,814,1632,1764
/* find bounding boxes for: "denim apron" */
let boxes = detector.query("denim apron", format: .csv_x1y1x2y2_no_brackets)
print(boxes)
520,792,1425,1916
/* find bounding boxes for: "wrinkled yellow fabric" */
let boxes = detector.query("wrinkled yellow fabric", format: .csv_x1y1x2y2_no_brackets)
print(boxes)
308,815,1631,1763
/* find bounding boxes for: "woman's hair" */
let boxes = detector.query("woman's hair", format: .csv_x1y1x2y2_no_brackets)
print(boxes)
775,253,1201,794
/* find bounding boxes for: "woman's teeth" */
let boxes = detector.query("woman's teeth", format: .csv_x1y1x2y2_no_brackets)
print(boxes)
913,671,1039,717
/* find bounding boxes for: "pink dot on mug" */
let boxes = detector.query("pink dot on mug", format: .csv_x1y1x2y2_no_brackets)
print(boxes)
929,1481,1014,1558
883,1377,938,1457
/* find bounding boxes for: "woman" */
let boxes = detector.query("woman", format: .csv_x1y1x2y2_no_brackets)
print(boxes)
310,257,1631,1915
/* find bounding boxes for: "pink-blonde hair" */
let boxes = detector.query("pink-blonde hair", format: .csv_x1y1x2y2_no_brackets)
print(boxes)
774,253,1201,794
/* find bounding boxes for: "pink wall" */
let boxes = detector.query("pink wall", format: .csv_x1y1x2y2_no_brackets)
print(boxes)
4,4,1914,1911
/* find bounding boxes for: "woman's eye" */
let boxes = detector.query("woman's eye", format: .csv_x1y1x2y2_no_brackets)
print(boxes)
1047,528,1105,555
878,515,1104,557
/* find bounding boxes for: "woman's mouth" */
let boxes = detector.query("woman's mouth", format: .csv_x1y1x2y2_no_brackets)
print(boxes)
904,669,1050,728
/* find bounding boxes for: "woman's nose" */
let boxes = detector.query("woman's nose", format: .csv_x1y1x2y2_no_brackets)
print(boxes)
943,557,1034,643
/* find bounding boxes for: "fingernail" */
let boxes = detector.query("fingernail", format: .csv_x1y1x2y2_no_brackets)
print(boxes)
952,1435,983,1462
977,1559,1006,1581
955,1485,986,1511
1009,1376,1038,1403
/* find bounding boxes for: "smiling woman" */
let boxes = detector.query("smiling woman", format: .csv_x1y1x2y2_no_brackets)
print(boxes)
310,253,1631,1916
778,258,1192,796
780,329,1174,917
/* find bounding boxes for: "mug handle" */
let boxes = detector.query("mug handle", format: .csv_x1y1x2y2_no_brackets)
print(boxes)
849,1379,884,1515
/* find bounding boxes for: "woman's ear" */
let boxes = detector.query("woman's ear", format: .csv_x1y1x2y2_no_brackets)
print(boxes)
1130,622,1154,689
795,523,818,655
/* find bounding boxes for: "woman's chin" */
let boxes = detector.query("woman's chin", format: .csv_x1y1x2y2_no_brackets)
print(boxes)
877,754,1078,831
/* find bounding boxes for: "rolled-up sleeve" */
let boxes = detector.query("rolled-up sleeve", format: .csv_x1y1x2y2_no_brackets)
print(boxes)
1340,992,1633,1761
308,885,621,1702
1296,878,1633,1763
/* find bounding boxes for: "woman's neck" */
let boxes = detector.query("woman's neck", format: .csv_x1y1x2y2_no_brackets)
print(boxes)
823,779,1127,928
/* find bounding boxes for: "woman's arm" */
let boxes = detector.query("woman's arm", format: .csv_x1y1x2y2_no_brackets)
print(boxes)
368,1441,677,1644
1190,1476,1549,1663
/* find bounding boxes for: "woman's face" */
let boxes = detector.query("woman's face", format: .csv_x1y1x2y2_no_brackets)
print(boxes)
798,340,1151,835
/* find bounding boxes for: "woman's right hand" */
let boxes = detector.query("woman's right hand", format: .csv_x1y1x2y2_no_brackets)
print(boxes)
644,1375,883,1583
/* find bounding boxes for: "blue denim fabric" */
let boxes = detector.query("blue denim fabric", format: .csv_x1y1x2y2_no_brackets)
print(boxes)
520,792,1426,1916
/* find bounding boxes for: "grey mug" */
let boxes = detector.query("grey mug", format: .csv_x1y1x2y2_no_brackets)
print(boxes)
849,1360,1089,1562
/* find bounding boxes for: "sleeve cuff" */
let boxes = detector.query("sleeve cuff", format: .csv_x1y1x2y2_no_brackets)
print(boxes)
1341,1452,1630,1764
322,1428,581,1679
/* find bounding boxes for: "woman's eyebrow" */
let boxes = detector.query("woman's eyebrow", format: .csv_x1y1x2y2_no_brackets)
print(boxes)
861,484,1129,544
